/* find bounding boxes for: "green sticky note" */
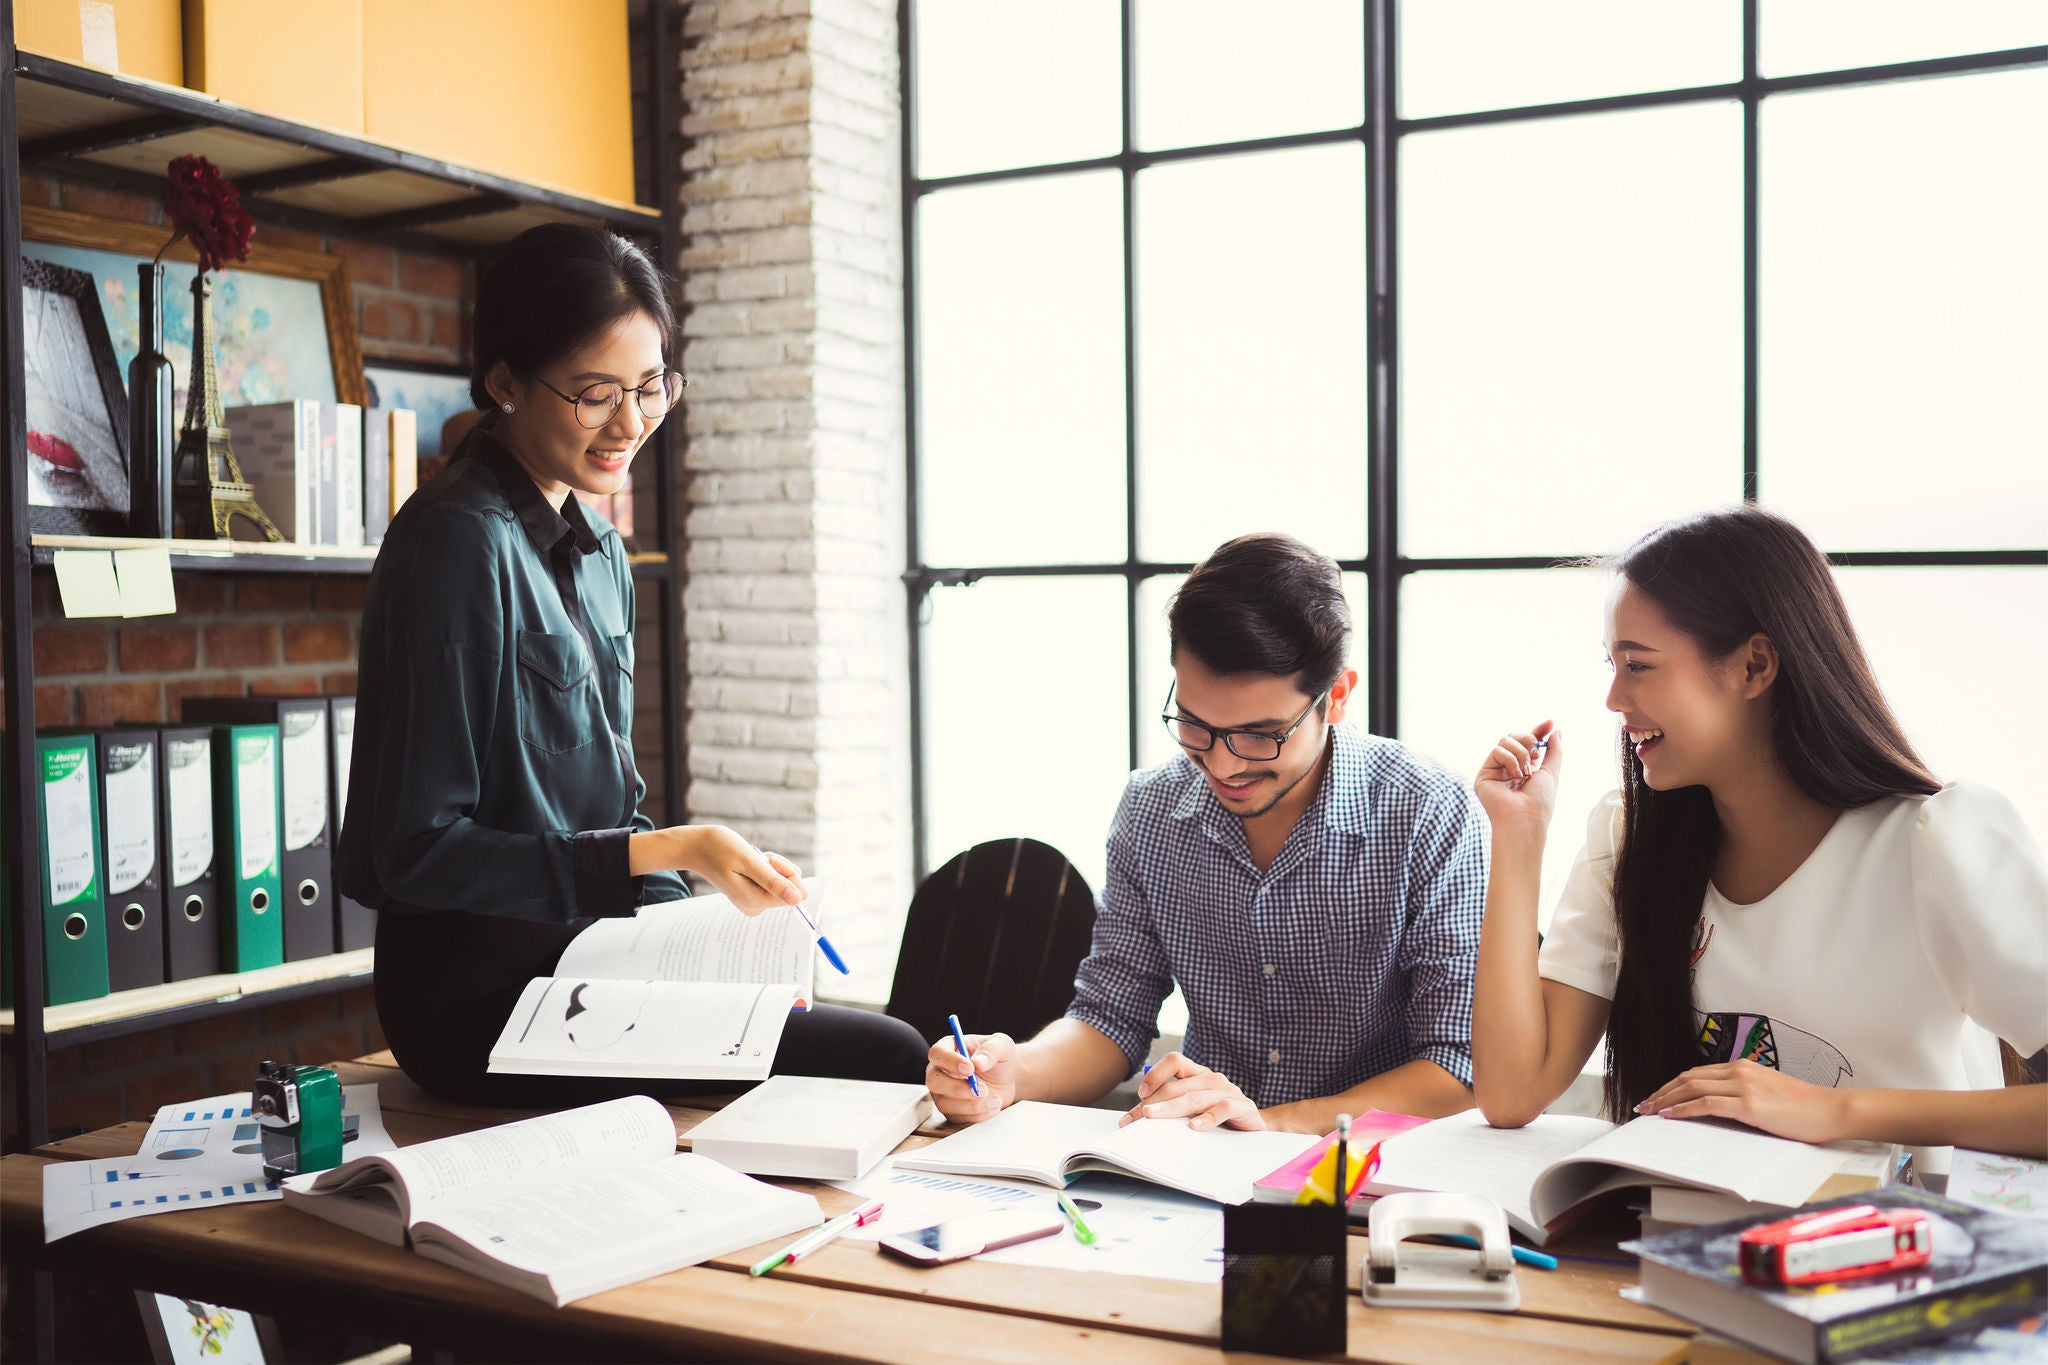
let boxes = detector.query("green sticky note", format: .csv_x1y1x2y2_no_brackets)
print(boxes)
114,547,178,617
52,550,122,618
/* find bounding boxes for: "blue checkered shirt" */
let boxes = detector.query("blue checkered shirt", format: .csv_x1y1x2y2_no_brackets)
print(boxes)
1065,723,1487,1108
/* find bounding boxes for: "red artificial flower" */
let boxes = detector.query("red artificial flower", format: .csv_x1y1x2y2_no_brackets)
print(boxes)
159,154,255,274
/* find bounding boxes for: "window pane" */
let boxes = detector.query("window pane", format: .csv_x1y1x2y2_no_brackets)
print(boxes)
1761,0,2047,77
1834,567,2048,847
922,577,1130,895
1136,146,1367,562
1758,71,2048,551
1400,569,1617,929
1135,573,1369,771
1401,104,1743,558
919,175,1126,566
1135,0,1363,150
914,0,1121,179
1398,1,1737,120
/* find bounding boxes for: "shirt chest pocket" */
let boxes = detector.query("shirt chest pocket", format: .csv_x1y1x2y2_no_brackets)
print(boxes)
515,630,598,754
611,632,634,722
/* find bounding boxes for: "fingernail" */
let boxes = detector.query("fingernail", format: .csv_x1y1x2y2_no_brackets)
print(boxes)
1635,1101,1651,1113
1657,1107,1674,1117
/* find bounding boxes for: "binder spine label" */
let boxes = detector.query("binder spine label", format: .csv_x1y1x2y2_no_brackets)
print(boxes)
236,732,278,880
280,710,329,851
42,745,97,904
167,737,214,884
103,741,158,894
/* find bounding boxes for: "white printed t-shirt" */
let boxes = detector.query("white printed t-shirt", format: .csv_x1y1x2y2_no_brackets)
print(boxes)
1538,783,2048,1130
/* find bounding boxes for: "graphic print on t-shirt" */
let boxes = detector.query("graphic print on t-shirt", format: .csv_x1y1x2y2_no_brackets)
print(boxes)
1697,1011,1854,1087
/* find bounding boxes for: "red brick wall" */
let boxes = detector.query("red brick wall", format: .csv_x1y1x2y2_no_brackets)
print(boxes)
2,174,469,1143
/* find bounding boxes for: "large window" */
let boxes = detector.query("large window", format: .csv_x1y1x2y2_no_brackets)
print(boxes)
896,4,2047,999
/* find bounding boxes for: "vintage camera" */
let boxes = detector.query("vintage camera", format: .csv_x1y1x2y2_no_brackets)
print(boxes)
251,1060,344,1181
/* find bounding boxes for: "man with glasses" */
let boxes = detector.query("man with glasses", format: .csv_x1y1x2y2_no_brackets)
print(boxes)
927,533,1485,1133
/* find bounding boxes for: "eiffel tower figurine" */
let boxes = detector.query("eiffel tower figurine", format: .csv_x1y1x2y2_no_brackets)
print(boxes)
171,272,283,541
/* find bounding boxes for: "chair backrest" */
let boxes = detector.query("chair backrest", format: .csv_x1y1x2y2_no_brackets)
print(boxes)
885,837,1097,1050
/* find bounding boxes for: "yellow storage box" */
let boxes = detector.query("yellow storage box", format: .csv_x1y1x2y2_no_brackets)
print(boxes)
16,0,182,85
183,0,366,135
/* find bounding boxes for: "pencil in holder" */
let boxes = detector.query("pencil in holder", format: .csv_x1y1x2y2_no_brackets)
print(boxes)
1221,1201,1349,1356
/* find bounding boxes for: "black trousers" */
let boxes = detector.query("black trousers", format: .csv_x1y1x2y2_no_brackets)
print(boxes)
374,909,930,1108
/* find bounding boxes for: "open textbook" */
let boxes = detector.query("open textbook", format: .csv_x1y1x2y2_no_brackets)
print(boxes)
1367,1109,1886,1245
893,1101,1321,1206
488,890,828,1081
281,1096,821,1306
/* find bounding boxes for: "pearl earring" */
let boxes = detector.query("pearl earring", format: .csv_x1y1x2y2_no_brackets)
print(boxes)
501,402,515,413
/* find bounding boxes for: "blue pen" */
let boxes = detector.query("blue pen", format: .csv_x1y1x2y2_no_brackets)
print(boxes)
1438,1233,1557,1271
947,1013,983,1096
790,898,850,976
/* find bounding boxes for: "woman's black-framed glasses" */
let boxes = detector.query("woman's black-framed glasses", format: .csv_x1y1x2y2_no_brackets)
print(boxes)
534,370,687,429
1160,680,1327,762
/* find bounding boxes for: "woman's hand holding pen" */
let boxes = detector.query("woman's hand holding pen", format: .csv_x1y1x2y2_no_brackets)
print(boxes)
630,824,807,914
1473,720,1561,837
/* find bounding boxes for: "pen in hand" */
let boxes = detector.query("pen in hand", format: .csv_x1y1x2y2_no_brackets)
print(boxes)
790,898,851,976
947,1013,983,1097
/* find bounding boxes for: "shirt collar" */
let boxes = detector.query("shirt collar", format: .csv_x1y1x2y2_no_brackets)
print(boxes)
1167,721,1370,835
470,426,600,558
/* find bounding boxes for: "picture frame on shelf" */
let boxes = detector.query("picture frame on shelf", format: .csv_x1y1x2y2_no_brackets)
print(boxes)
21,256,132,534
363,358,476,460
20,204,368,425
135,1291,283,1365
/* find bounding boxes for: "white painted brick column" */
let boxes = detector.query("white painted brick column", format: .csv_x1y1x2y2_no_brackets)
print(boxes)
678,0,911,1003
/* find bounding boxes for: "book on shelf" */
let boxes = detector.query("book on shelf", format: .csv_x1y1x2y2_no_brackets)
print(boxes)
321,401,364,550
1365,1109,1893,1246
281,1095,822,1307
687,1075,934,1181
892,1100,1320,1206
486,889,830,1082
1625,1186,2048,1364
225,401,319,545
363,406,418,545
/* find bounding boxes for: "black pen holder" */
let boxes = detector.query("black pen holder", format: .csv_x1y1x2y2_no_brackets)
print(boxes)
1221,1201,1349,1357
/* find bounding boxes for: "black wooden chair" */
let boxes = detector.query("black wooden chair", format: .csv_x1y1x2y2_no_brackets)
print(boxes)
885,837,1097,1050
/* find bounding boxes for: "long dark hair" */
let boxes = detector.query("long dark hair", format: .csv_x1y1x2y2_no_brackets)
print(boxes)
469,224,676,410
1602,506,1940,1120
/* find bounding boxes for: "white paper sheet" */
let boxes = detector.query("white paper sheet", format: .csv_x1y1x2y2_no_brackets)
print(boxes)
1947,1149,2048,1222
833,1159,1229,1283
43,1085,390,1242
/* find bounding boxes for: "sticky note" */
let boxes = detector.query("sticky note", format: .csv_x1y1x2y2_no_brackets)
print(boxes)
51,550,123,618
113,548,179,617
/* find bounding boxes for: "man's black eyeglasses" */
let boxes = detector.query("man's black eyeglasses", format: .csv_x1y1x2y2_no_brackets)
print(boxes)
1160,681,1326,762
533,370,687,429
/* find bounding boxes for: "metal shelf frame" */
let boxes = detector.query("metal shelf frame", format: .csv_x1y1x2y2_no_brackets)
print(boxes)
896,0,2048,877
2,0,689,1154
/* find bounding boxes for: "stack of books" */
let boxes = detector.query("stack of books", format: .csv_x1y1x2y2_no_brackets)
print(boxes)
223,401,416,547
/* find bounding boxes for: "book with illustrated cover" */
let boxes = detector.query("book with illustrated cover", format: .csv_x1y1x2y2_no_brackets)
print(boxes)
282,1095,821,1306
1626,1186,2048,1363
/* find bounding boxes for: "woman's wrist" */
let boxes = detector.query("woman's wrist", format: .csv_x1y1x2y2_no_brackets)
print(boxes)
628,826,699,877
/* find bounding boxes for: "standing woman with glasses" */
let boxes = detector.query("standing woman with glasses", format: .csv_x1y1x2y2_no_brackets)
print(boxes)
339,224,928,1104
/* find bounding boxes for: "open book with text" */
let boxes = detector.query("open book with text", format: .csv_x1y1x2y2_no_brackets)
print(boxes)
894,1101,1321,1206
1368,1109,1889,1245
280,1096,821,1306
488,890,828,1081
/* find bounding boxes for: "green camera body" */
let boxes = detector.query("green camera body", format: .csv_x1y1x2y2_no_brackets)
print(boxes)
252,1060,344,1181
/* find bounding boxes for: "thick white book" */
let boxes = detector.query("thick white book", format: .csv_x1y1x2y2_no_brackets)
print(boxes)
893,1101,1320,1206
1367,1109,1869,1245
487,890,827,1082
224,400,319,543
688,1075,934,1181
281,1095,821,1307
325,401,363,548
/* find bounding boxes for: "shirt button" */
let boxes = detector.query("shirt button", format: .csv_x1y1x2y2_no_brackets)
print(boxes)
1262,964,1276,977
1268,1049,1283,1065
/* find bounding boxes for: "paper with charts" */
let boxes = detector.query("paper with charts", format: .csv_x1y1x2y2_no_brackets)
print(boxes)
1947,1149,2048,1222
43,1085,392,1241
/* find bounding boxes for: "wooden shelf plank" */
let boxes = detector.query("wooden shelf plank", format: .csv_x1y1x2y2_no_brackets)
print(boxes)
0,949,374,1037
32,536,671,577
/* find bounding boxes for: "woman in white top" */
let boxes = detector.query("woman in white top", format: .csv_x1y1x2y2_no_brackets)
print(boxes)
1470,506,2047,1159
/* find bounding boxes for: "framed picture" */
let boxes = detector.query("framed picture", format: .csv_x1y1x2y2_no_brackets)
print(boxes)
135,1291,282,1365
22,256,132,534
363,359,476,459
21,204,367,425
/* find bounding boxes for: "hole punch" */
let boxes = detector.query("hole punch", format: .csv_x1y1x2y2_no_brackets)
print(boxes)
1361,1192,1521,1312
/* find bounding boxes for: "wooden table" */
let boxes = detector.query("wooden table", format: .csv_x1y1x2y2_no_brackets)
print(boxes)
1,1053,1705,1364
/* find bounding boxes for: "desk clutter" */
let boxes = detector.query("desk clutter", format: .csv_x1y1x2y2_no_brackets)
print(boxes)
3,695,366,1007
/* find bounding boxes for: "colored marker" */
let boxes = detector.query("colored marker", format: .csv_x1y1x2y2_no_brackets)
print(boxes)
750,1199,885,1276
947,1013,982,1096
1437,1233,1558,1271
1056,1191,1096,1244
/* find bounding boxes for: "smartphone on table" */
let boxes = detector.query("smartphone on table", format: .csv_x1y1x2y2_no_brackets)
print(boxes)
876,1207,1065,1266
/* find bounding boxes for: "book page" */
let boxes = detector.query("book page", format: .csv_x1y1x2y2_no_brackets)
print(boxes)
285,1095,675,1225
1370,1109,1615,1236
893,1101,1119,1186
418,1153,821,1304
1553,1115,1846,1212
555,890,818,1001
488,979,797,1081
1087,1114,1321,1205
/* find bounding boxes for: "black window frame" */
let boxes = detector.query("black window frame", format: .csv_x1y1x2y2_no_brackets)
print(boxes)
898,0,2048,878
